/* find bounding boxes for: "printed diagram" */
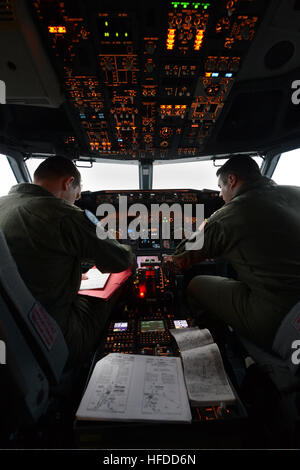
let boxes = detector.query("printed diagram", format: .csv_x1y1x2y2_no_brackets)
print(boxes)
142,359,182,414
142,384,181,414
87,358,132,413
87,382,127,412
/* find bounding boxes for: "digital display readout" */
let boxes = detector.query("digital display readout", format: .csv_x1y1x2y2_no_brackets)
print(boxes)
140,320,165,333
137,255,159,267
113,322,128,332
174,320,189,329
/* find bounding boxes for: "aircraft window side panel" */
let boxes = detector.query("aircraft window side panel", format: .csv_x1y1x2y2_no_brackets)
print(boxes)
272,149,300,186
0,154,18,196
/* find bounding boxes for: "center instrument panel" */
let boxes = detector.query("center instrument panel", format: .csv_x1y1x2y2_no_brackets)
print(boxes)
76,189,247,429
77,187,223,253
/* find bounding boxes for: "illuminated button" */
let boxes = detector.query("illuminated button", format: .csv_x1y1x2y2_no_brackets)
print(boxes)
48,25,67,34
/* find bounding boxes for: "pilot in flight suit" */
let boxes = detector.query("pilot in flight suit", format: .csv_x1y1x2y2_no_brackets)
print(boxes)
0,157,135,367
173,156,300,350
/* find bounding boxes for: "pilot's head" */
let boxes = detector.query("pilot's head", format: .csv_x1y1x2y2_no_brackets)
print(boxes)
216,156,261,204
33,156,81,204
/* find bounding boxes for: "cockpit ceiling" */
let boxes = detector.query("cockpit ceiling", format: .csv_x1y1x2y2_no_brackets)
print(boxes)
1,0,300,161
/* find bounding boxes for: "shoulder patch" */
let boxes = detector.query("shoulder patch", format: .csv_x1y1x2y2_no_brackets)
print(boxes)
84,209,99,226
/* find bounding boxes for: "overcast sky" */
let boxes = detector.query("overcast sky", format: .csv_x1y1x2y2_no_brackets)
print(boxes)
0,150,299,196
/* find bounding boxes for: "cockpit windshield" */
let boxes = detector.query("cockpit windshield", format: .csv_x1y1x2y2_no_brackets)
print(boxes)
26,158,140,191
25,156,263,192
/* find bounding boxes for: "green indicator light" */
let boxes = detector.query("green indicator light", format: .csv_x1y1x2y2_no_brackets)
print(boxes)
190,1,210,7
104,32,109,37
116,32,119,37
125,32,128,37
105,21,108,26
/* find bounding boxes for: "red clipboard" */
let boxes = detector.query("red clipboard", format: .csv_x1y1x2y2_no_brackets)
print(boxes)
78,267,132,300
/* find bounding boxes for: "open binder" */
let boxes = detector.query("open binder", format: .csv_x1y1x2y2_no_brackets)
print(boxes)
76,328,236,423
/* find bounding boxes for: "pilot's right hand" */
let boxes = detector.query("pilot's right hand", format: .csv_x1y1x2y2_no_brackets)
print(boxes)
173,238,187,256
162,254,173,264
172,252,191,271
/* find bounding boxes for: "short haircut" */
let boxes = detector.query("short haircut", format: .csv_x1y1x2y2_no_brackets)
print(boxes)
33,156,81,187
216,155,261,183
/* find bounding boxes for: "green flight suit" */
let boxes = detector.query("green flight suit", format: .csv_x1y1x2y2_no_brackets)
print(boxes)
0,183,134,366
177,177,300,350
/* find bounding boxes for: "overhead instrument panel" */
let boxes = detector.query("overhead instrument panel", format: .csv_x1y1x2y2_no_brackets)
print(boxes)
25,0,268,160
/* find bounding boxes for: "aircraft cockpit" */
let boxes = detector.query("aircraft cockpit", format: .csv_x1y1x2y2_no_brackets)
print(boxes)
1,0,300,454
